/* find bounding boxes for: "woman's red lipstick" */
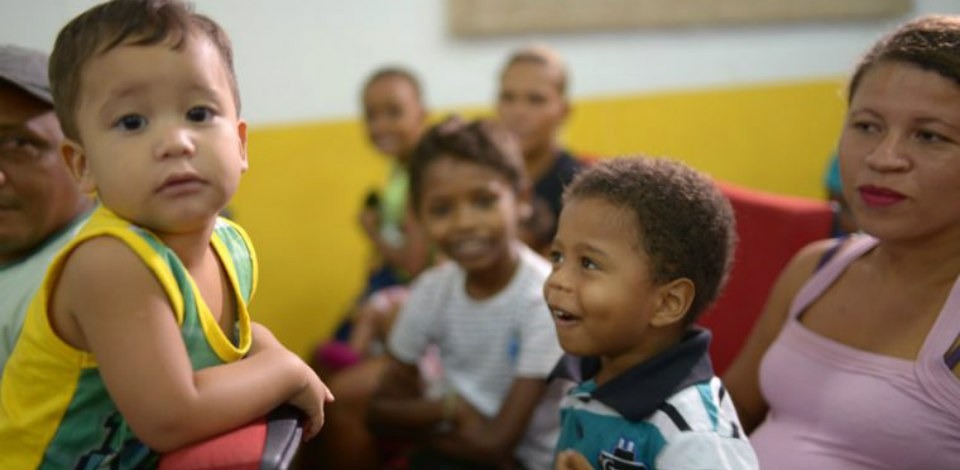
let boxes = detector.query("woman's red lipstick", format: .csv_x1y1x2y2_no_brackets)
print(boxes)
858,185,906,207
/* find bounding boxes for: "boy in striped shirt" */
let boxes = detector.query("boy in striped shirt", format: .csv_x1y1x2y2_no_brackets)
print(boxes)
545,157,758,470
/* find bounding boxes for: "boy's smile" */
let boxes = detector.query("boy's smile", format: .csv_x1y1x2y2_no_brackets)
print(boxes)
417,156,523,293
64,35,247,237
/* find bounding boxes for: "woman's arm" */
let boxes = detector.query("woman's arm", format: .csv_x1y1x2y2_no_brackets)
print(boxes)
722,239,836,433
52,237,330,452
427,377,548,466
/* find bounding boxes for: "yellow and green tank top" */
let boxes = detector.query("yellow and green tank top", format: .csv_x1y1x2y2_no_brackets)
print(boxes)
0,206,257,469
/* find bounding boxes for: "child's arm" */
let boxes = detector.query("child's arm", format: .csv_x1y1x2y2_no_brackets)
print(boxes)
247,322,334,438
360,206,430,277
52,237,331,452
425,377,548,466
365,354,448,436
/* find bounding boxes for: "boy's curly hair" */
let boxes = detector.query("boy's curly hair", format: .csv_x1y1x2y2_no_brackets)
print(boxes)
565,156,736,325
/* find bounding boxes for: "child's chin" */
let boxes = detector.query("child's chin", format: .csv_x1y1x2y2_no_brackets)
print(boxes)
558,338,594,358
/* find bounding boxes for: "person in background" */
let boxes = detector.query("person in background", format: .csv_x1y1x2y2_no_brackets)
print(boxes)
496,44,586,256
367,116,563,470
546,157,756,470
315,67,431,373
0,1,330,467
300,66,432,469
724,14,960,470
824,152,857,236
0,44,93,377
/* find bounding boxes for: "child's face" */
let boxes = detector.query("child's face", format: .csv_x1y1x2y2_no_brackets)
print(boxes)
363,76,424,160
417,156,524,275
64,36,247,235
544,197,664,361
497,61,567,157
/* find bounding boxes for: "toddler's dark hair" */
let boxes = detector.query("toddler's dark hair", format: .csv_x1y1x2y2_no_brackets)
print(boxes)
50,0,239,141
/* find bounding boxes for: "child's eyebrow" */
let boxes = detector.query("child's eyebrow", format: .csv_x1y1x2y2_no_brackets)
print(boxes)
186,83,222,98
573,241,609,258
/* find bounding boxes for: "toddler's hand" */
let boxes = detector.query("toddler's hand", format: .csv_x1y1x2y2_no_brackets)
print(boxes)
555,450,592,470
288,359,334,441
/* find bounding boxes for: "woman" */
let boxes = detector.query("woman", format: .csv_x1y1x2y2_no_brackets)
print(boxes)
724,15,960,470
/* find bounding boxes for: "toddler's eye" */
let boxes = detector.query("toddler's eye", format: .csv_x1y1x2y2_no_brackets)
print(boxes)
580,257,598,270
114,114,147,132
186,106,215,123
548,250,563,265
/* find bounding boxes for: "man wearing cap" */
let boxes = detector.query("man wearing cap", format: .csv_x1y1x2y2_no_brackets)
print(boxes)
0,45,92,376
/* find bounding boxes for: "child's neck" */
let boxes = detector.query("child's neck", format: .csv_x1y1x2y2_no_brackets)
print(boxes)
464,242,521,300
595,325,685,387
157,223,216,269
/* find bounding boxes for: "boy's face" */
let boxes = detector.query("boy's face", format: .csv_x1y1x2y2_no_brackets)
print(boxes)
363,76,425,160
417,156,525,274
544,197,665,364
64,36,247,235
497,61,568,158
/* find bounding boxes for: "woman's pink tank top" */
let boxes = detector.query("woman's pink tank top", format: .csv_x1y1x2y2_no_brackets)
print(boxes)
751,235,960,470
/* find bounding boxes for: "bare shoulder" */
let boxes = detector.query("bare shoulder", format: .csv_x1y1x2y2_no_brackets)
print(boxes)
53,236,169,349
58,236,157,296
777,238,844,293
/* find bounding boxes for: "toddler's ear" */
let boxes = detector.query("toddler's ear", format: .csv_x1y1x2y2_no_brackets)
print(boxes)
61,139,96,194
236,120,249,172
650,278,694,327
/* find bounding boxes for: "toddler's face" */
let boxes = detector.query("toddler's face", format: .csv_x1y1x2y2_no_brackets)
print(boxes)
363,76,424,160
416,156,523,276
65,35,247,236
544,197,663,364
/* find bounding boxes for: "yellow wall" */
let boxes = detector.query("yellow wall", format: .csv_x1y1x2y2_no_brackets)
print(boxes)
231,78,849,357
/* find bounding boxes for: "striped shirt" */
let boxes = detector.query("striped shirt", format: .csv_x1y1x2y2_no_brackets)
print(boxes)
552,329,757,470
389,243,563,470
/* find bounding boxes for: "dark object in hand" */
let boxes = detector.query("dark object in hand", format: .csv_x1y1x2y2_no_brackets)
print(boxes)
365,189,381,209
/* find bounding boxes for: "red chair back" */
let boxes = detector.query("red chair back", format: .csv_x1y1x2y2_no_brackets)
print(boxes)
699,182,834,375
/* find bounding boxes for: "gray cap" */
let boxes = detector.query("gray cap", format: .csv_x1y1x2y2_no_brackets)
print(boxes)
0,44,53,105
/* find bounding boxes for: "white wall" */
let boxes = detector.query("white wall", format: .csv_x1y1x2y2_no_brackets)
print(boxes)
3,0,959,125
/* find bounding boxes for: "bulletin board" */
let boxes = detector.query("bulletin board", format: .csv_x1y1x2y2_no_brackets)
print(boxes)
448,0,914,36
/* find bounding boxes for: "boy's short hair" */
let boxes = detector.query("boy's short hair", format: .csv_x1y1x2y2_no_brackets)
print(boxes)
408,116,526,212
50,0,240,141
362,66,424,103
564,157,736,324
500,44,568,96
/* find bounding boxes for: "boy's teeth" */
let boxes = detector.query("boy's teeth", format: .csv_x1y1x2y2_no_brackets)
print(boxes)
553,309,574,320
